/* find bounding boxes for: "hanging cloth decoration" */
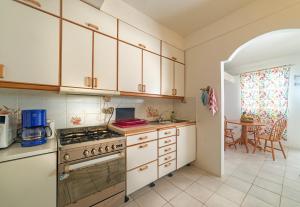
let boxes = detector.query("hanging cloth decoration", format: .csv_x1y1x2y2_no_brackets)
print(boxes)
200,86,218,116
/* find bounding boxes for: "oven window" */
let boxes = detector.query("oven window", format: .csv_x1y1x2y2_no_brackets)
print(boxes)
58,157,125,207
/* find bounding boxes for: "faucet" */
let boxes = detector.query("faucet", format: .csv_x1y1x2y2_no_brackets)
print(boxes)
157,110,171,122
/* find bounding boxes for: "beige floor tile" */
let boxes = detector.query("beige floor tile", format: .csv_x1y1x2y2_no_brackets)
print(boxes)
254,177,282,194
165,172,194,190
162,203,172,207
216,184,246,205
130,186,152,200
283,177,300,191
225,176,252,193
205,194,239,207
249,185,280,207
153,178,182,201
242,195,273,207
196,175,223,192
257,171,284,185
176,166,204,181
185,182,214,203
135,190,166,207
120,200,139,207
232,169,256,183
170,192,204,207
282,186,300,203
280,197,300,207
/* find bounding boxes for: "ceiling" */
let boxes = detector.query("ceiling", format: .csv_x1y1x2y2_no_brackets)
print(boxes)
122,0,254,36
225,30,300,75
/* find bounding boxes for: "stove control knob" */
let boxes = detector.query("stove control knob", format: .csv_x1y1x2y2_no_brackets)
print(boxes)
105,146,110,152
111,144,115,150
64,154,70,161
99,147,104,153
83,150,89,157
91,148,97,155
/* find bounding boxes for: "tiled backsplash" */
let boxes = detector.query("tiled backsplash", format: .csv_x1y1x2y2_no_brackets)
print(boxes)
0,89,175,129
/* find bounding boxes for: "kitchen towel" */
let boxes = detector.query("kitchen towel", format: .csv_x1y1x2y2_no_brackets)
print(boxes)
208,88,218,116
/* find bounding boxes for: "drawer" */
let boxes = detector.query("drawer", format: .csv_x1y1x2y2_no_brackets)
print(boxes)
63,0,117,37
127,140,157,170
127,131,157,146
159,144,176,156
159,136,176,148
17,0,60,16
159,152,176,165
159,160,176,178
162,42,185,64
119,21,160,54
127,161,157,195
158,128,176,138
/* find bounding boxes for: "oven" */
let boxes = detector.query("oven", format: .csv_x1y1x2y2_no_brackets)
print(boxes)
58,150,126,207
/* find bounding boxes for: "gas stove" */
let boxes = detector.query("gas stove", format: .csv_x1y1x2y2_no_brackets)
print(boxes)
57,126,126,164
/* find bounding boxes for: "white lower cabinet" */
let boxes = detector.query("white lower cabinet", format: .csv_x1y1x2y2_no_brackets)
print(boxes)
127,160,157,195
159,160,176,178
0,153,57,207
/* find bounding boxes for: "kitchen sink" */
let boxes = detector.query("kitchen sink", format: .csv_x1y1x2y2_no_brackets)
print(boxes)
149,119,188,125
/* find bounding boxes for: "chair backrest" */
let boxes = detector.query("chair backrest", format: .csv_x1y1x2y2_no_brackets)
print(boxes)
269,118,287,141
224,116,228,130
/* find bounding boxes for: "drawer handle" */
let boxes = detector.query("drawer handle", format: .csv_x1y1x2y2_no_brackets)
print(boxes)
0,64,4,78
164,131,171,135
142,84,146,92
85,77,92,87
138,43,146,49
164,156,172,161
86,23,99,31
139,144,148,148
93,78,98,88
171,57,177,61
138,84,143,92
23,0,41,7
164,147,172,152
139,136,148,140
164,163,172,167
164,139,172,144
139,165,148,171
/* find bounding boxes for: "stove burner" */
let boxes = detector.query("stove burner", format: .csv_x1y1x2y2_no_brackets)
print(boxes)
58,126,122,146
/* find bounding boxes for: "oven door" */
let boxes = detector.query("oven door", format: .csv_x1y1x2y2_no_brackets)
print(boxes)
58,151,125,207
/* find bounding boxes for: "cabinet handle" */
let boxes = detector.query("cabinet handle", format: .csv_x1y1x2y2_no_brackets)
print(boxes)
93,78,98,88
138,84,142,92
138,43,146,49
139,165,148,171
142,84,146,92
23,0,41,7
164,147,172,152
164,131,171,135
164,139,172,144
139,136,148,141
171,57,177,61
164,163,172,167
139,144,148,148
86,23,99,31
0,64,4,78
85,77,92,87
164,156,172,161
177,129,180,136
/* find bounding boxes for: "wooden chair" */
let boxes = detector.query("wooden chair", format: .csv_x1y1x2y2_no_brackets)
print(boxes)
224,117,237,150
248,114,262,144
253,118,287,161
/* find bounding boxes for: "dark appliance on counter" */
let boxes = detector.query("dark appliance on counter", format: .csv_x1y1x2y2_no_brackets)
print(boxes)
57,126,126,207
19,109,52,147
113,107,148,128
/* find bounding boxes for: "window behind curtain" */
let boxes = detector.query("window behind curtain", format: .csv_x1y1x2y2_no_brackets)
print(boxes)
240,66,290,132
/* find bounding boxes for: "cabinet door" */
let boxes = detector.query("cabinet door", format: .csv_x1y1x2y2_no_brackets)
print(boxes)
143,51,160,94
119,21,160,54
174,63,185,97
18,0,60,16
118,42,142,93
177,125,196,169
0,153,57,207
162,42,185,64
63,0,117,37
161,58,174,96
94,33,117,90
0,0,59,85
62,21,93,88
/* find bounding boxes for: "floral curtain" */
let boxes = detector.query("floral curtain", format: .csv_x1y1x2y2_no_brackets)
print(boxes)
240,66,290,133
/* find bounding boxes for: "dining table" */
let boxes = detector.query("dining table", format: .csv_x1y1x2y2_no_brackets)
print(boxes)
227,120,265,153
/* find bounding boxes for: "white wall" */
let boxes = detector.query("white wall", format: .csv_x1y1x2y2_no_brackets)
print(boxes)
101,0,184,49
224,76,241,120
184,0,300,175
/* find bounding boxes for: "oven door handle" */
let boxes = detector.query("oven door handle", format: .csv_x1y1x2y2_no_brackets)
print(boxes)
65,152,125,173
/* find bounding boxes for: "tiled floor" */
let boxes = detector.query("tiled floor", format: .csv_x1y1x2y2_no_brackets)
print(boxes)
121,144,300,207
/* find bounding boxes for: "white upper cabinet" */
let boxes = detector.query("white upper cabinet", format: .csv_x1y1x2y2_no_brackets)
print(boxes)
143,51,160,95
119,21,160,54
118,42,142,93
161,58,174,96
94,33,117,91
62,21,93,88
162,42,185,64
18,0,60,16
63,0,117,38
0,0,59,85
174,63,185,97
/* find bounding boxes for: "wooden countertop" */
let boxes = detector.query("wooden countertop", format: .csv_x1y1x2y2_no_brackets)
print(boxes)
109,121,196,136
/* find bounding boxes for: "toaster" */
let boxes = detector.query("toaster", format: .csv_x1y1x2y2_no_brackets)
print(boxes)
0,114,16,148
